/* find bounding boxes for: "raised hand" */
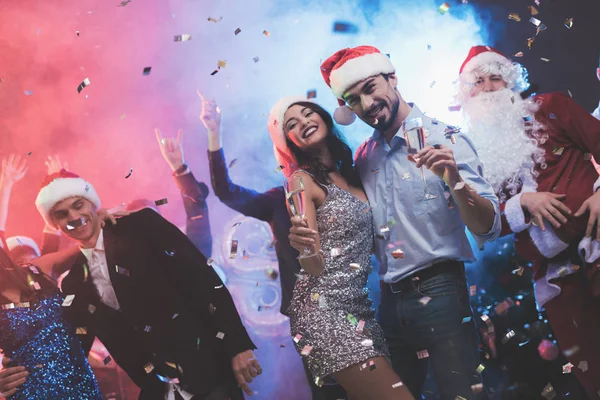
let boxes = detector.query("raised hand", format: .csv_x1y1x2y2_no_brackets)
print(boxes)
155,127,185,172
197,90,221,134
1,154,28,187
45,155,68,175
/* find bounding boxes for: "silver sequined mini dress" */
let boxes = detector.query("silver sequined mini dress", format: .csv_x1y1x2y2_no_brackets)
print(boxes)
287,178,390,381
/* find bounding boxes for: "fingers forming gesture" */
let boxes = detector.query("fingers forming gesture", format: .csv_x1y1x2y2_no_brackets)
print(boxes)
155,127,185,171
197,90,221,133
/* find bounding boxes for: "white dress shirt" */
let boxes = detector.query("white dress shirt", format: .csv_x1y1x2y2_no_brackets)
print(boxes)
80,230,121,310
80,230,194,399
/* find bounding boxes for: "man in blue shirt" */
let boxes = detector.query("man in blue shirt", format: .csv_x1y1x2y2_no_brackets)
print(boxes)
291,45,500,399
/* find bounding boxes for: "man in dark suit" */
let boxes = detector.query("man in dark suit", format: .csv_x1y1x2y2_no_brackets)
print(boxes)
8,168,262,400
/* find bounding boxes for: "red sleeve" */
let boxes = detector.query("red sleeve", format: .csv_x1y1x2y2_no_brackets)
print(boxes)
539,93,600,159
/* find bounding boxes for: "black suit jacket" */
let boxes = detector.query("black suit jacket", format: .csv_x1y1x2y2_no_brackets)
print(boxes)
60,209,255,399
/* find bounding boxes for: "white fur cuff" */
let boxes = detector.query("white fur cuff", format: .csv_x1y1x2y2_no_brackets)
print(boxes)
504,192,530,233
527,224,569,259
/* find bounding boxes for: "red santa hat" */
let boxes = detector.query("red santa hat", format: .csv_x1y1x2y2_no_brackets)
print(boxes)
321,46,395,125
459,45,512,75
268,95,318,177
35,169,101,227
0,236,41,257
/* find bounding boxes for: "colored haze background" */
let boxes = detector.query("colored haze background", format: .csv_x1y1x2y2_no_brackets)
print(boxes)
0,0,599,398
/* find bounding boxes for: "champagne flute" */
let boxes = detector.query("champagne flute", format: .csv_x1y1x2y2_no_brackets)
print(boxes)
403,117,438,201
283,176,317,259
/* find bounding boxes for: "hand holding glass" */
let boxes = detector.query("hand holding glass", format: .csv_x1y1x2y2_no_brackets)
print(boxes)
403,117,438,201
283,176,317,259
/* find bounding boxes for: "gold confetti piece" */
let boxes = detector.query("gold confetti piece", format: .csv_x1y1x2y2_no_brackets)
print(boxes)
274,165,284,173
552,147,564,155
191,215,203,220
512,266,525,276
391,249,404,259
62,295,75,307
528,5,539,15
514,51,524,57
314,377,324,387
584,153,593,161
229,240,238,259
564,18,573,29
76,327,88,335
419,296,432,306
508,13,521,22
144,362,154,374
301,345,313,356
562,362,574,373
216,331,225,339
311,293,320,302
392,382,404,388
88,304,96,314
208,16,222,23
578,361,588,372
541,383,556,399
218,60,227,68
476,364,485,374
361,338,374,347
154,198,168,206
541,58,551,62
527,37,535,49
293,333,302,343
438,2,450,14
416,349,429,359
263,30,270,36
349,263,361,270
234,28,241,35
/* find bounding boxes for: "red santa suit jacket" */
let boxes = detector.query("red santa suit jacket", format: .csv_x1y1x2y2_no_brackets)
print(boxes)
498,93,600,304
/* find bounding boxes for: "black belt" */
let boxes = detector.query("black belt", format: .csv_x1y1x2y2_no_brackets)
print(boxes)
381,260,465,294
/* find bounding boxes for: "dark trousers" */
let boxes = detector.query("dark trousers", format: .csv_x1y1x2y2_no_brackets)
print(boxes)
377,262,481,400
545,273,600,399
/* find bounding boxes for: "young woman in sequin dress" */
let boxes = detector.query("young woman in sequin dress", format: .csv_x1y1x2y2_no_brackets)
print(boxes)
0,246,103,400
267,96,414,400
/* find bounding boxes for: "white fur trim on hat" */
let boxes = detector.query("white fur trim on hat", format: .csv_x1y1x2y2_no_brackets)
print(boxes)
329,52,395,99
333,105,356,125
36,177,101,227
461,51,511,75
6,236,41,257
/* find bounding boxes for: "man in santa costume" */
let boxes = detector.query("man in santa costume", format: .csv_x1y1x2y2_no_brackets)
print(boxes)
457,45,600,399
296,45,502,399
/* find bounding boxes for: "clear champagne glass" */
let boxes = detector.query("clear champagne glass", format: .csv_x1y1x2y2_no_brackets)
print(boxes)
283,176,317,259
403,117,438,201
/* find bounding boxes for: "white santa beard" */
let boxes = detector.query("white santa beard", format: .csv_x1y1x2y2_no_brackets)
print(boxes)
462,89,544,199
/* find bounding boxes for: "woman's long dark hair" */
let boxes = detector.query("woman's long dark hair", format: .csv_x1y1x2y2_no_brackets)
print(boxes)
0,246,52,302
285,101,362,189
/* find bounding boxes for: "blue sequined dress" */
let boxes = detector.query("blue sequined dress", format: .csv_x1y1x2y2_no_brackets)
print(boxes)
0,291,103,400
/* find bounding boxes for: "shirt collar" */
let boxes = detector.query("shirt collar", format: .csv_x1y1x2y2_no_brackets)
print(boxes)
372,103,423,144
80,229,105,261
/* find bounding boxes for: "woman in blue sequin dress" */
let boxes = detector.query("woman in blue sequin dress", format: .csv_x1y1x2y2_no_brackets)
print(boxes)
0,246,103,400
267,96,414,400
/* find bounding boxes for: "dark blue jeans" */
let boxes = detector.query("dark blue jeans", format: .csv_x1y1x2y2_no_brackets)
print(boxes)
378,265,481,400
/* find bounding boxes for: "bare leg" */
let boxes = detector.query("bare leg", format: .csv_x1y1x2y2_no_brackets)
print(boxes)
333,357,415,400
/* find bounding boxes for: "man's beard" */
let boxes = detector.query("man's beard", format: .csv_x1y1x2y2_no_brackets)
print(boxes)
462,88,545,200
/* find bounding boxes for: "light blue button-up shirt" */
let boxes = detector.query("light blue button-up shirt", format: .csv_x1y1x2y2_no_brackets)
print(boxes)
355,104,501,283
